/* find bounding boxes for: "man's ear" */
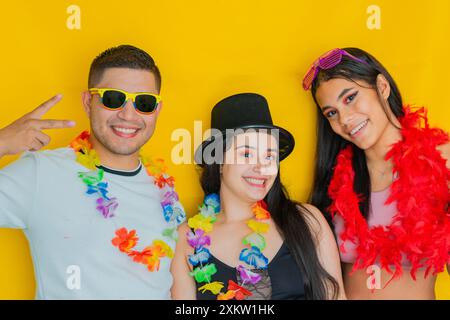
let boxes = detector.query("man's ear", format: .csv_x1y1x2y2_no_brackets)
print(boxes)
376,74,391,100
155,100,163,116
81,91,92,118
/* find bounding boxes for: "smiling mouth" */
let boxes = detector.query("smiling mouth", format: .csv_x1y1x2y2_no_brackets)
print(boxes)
111,126,140,138
349,120,369,137
243,177,267,188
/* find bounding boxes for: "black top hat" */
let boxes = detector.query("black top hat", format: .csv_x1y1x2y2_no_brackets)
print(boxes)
195,93,295,164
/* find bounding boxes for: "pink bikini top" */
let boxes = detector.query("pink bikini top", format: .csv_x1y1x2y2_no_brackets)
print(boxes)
333,186,412,267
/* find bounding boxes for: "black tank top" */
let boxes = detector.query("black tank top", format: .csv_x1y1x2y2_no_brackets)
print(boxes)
195,242,305,300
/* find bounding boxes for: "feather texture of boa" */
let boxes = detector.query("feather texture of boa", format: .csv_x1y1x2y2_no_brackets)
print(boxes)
328,106,450,280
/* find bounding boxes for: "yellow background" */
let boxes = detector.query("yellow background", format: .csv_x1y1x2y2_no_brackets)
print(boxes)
0,0,449,299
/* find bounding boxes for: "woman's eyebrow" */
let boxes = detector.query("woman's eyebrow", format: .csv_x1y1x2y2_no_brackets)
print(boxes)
321,87,354,112
337,87,354,101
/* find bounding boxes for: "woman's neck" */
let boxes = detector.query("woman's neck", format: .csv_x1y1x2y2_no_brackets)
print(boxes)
219,187,254,223
364,121,402,167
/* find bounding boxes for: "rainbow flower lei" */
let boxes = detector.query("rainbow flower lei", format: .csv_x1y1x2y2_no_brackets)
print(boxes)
187,193,271,300
70,131,186,272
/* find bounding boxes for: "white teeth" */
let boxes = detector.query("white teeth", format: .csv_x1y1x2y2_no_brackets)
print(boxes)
244,178,265,185
350,120,368,136
113,127,137,134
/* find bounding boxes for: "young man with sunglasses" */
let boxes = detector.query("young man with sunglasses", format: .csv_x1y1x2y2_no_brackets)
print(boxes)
0,45,185,299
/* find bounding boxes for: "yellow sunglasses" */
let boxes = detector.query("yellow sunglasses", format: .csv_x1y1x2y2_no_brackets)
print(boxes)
89,88,161,114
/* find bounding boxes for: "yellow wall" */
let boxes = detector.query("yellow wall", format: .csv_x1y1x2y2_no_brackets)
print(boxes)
0,0,448,299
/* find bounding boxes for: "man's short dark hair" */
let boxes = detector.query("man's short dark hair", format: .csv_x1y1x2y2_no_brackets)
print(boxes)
88,45,161,91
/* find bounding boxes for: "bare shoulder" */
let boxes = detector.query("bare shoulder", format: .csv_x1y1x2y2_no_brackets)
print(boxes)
177,222,191,244
175,222,194,253
436,142,450,167
173,222,195,270
296,203,330,238
178,221,191,235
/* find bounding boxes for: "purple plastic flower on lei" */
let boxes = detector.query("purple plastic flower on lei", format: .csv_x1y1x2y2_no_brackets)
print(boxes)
237,265,262,285
161,190,179,207
96,197,118,218
186,229,210,249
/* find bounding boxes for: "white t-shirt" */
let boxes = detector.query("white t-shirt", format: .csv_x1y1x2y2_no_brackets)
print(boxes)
0,147,186,299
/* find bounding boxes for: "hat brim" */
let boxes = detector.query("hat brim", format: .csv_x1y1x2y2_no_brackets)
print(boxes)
194,124,295,165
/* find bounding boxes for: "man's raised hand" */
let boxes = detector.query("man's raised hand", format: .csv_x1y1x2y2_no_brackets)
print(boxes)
0,94,76,157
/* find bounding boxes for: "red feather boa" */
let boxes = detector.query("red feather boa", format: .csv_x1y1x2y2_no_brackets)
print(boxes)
328,106,450,280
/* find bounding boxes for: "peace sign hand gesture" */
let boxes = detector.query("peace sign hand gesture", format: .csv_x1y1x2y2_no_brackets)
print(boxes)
0,94,76,157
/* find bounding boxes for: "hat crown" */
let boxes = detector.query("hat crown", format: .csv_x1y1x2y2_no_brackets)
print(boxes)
211,93,274,131
195,92,295,164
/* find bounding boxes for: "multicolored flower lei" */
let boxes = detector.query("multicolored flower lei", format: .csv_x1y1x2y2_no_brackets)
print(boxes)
70,131,186,272
187,193,271,300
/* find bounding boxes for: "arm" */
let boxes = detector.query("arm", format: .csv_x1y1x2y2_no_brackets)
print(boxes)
0,95,74,228
436,142,450,275
301,203,347,300
170,222,197,299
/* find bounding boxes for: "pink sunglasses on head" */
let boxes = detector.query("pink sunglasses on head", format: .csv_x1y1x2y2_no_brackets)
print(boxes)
302,48,368,91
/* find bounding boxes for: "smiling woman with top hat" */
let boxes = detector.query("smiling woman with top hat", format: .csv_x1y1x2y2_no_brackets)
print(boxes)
171,93,345,300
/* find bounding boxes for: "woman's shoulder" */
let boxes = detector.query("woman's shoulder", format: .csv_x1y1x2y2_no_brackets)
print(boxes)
436,141,450,168
177,222,192,240
296,203,322,218
175,222,195,258
295,203,331,237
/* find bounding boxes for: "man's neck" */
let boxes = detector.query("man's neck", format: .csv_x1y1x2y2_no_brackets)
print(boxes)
89,138,140,171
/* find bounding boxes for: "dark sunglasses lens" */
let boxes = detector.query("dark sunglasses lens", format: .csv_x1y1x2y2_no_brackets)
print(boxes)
135,95,158,113
102,90,126,109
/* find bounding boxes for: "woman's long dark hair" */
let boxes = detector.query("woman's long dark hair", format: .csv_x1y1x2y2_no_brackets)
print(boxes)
198,139,340,299
309,47,404,223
